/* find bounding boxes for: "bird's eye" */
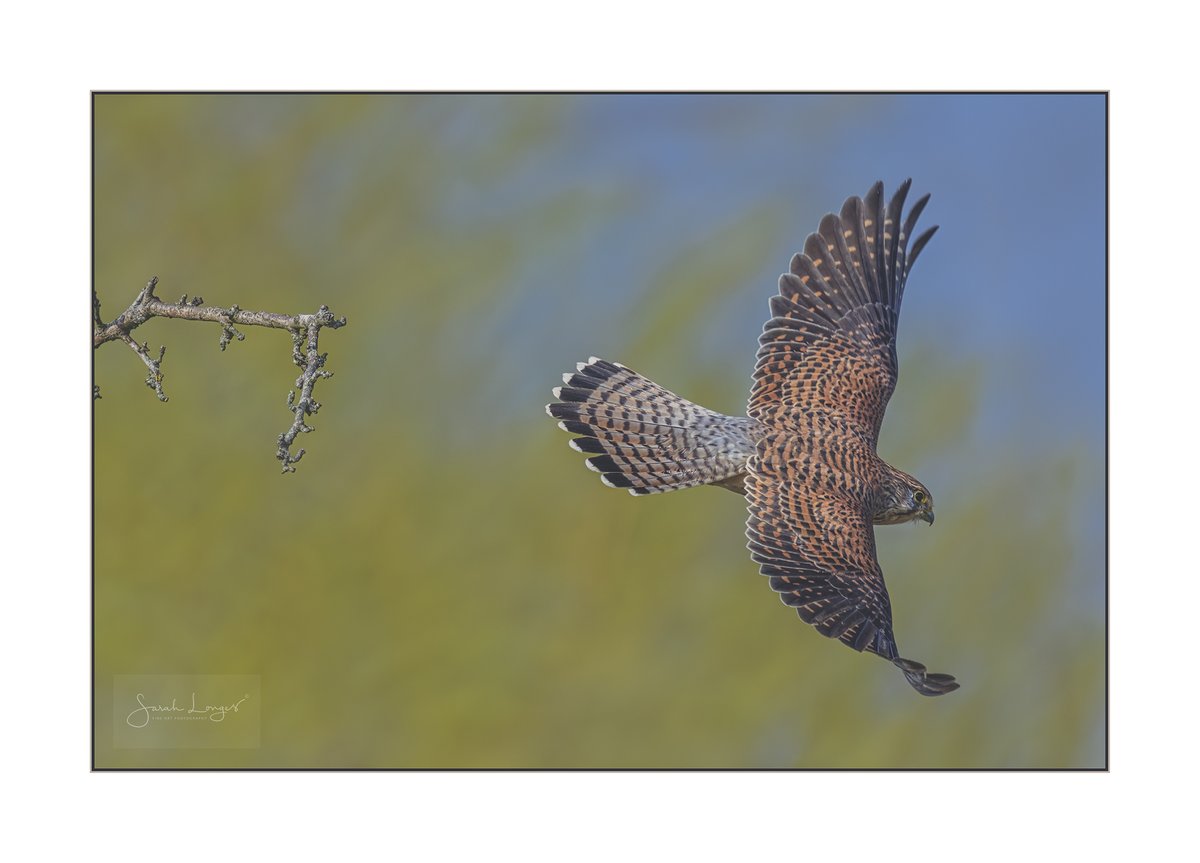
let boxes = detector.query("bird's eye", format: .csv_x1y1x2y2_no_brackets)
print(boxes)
913,490,927,504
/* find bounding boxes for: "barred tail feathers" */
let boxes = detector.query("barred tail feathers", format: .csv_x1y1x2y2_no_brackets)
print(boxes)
546,358,760,495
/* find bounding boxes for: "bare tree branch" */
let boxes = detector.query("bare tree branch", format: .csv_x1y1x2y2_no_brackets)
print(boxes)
119,333,168,401
277,305,342,473
94,276,347,472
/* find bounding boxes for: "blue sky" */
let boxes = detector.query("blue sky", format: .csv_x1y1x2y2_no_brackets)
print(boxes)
486,94,1105,458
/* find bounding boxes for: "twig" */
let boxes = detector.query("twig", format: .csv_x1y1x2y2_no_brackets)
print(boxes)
120,333,168,401
277,305,341,473
94,276,347,472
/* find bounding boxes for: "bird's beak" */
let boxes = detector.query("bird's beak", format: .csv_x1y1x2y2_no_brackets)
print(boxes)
919,509,935,525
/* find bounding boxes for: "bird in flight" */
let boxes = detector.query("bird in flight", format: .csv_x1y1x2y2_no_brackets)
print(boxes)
546,180,958,696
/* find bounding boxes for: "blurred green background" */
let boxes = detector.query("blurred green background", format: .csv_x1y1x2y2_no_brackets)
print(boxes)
94,94,1104,768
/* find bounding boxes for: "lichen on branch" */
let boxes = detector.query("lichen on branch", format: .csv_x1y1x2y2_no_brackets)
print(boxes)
94,276,347,473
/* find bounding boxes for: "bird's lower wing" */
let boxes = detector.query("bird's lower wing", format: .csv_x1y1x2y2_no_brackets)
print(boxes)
745,438,959,696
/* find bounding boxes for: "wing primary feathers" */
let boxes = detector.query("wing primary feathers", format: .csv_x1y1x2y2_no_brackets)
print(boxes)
818,213,870,309
882,179,912,311
900,193,932,251
895,192,931,306
851,618,878,651
863,181,886,302
841,194,880,307
892,657,960,696
906,225,939,283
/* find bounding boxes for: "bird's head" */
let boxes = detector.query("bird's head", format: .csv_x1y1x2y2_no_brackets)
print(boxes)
875,469,935,526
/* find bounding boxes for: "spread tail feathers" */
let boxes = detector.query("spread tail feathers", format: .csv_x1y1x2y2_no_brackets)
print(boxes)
546,357,762,495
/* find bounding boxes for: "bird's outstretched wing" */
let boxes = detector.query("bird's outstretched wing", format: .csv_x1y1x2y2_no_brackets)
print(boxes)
745,433,958,696
748,180,937,443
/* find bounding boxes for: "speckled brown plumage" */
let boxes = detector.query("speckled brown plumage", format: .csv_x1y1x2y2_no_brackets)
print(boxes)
546,180,958,696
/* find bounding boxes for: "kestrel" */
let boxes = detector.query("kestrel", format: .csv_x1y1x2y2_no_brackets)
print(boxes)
546,180,958,696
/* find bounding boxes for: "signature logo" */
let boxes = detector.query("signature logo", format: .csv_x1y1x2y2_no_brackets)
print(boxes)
125,692,251,729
